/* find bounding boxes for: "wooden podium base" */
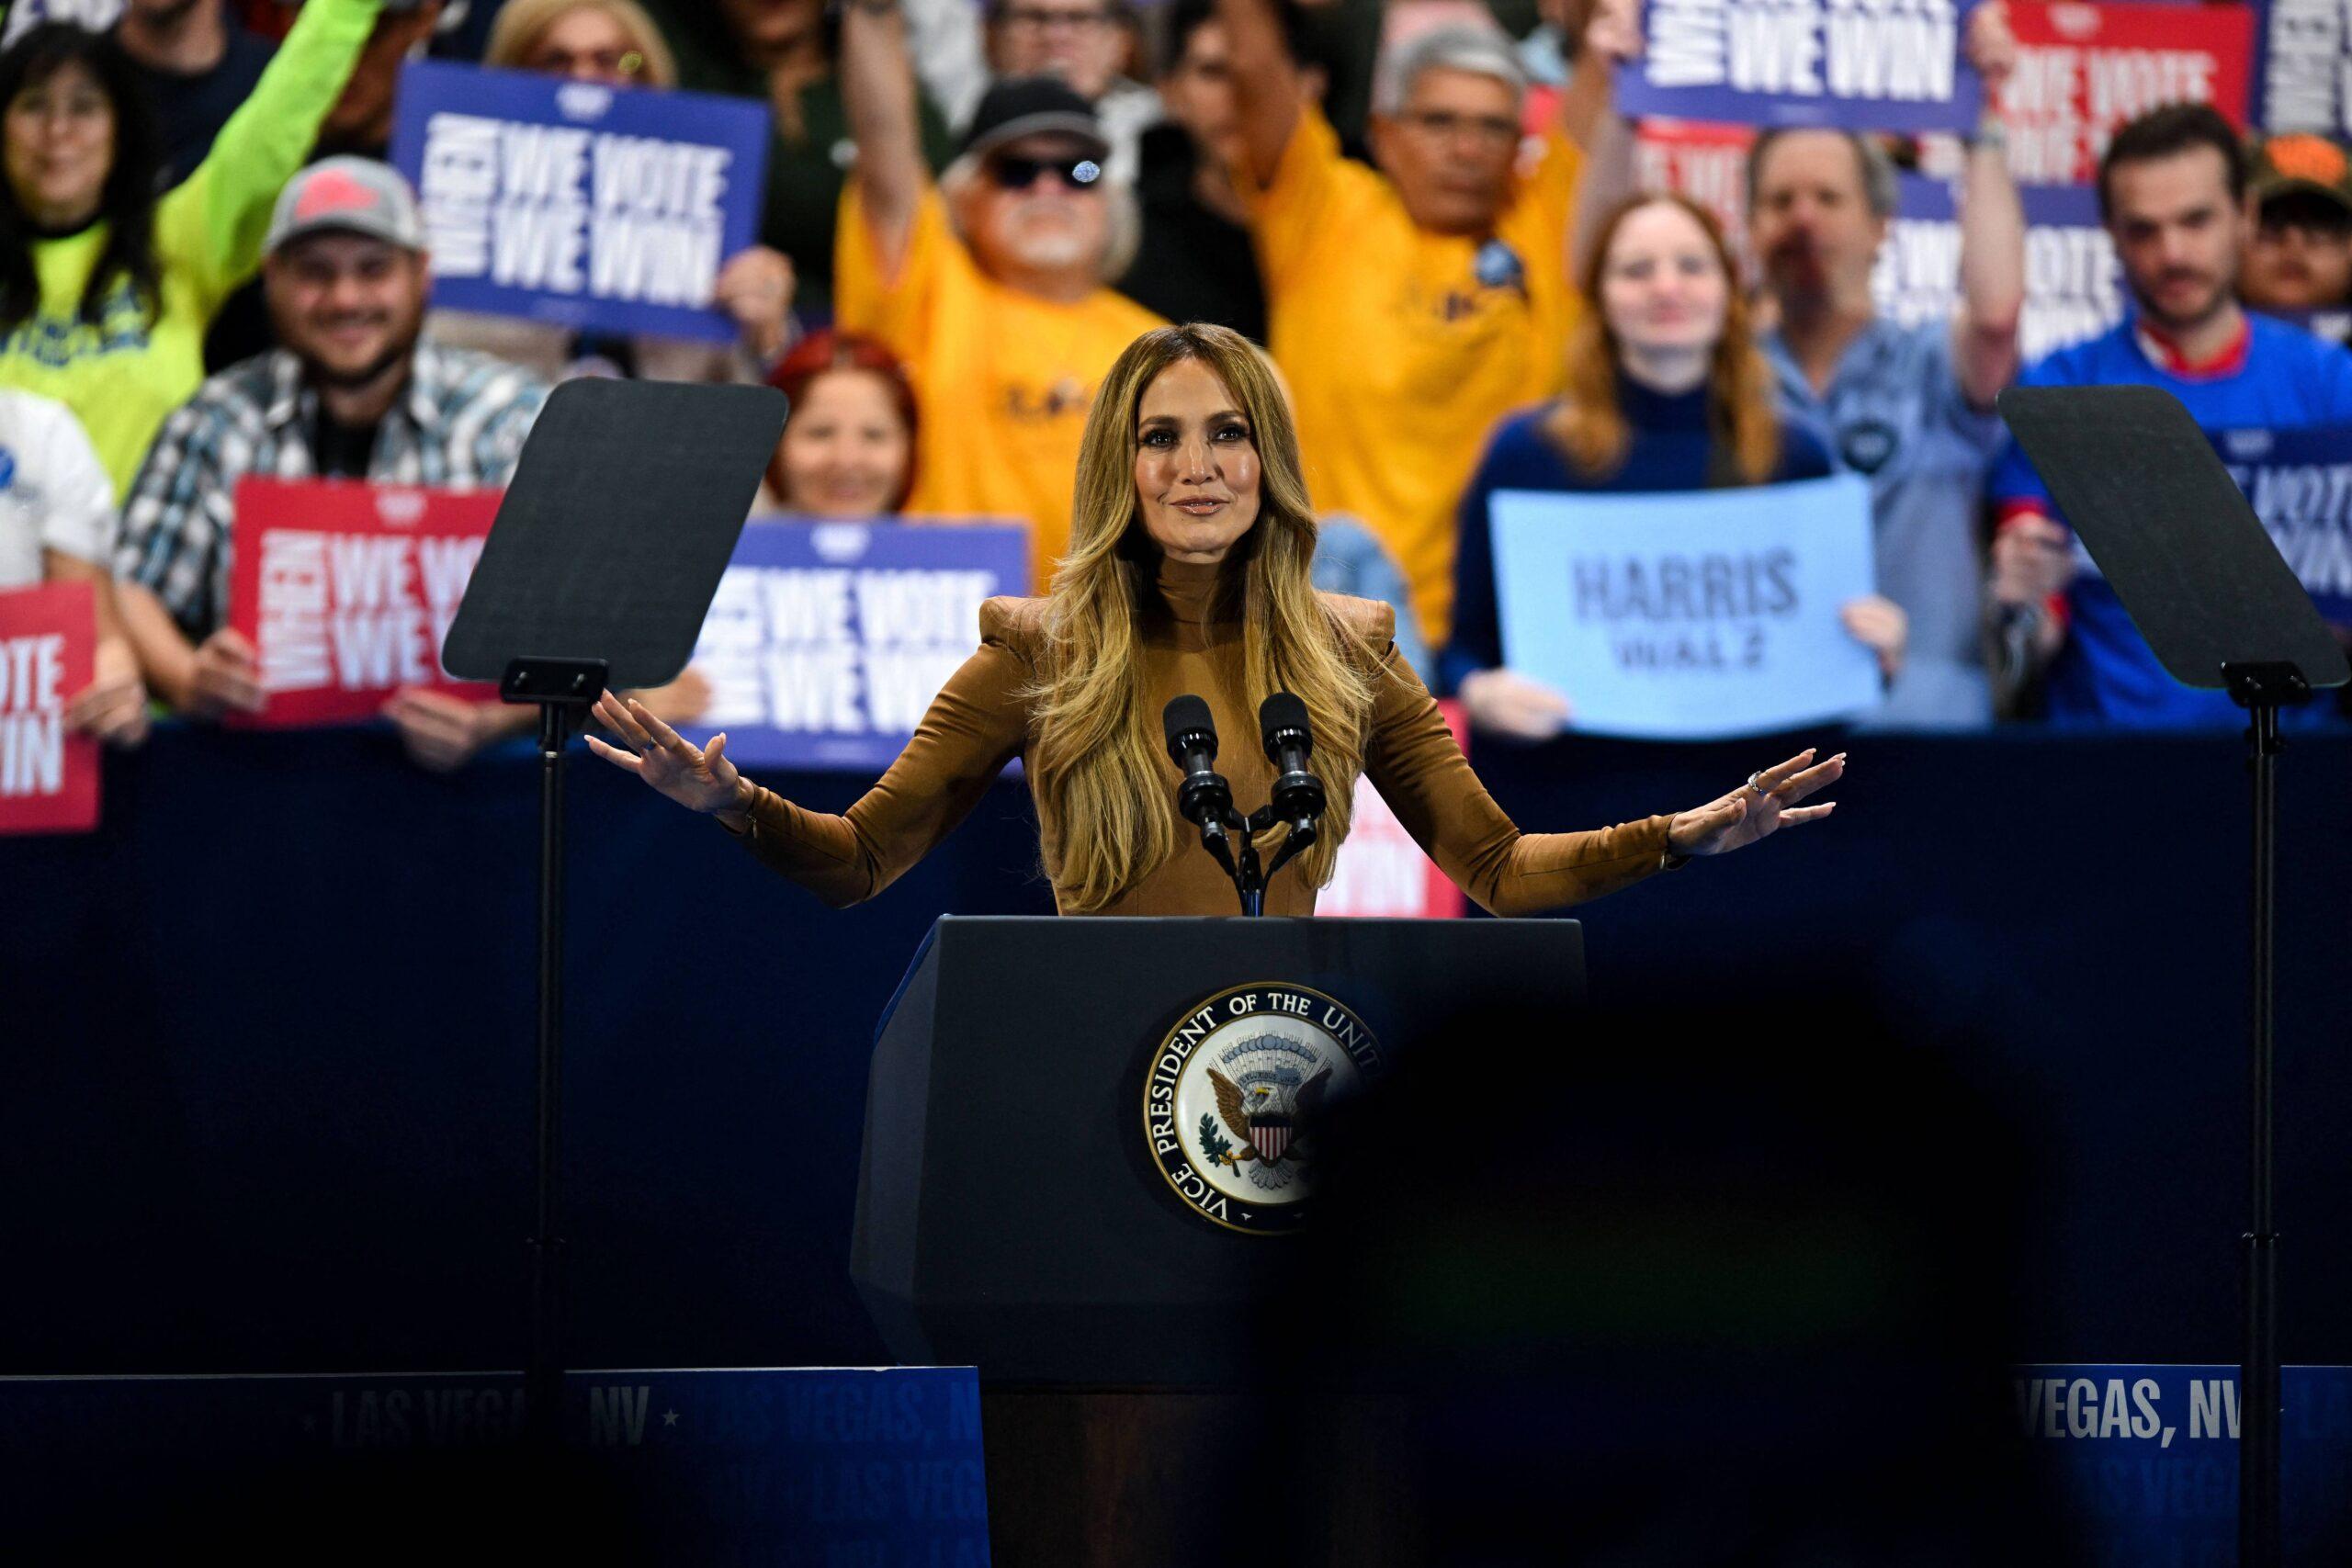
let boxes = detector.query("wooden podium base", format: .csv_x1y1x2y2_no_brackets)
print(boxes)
980,1389,1420,1567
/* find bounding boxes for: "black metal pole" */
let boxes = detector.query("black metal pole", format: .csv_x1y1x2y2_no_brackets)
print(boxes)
526,701,571,1449
2241,700,2282,1568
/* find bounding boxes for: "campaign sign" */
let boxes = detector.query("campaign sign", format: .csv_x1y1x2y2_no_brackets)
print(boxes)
685,519,1030,771
1876,175,2121,360
2253,0,2349,138
0,1366,991,1563
1634,118,1758,265
0,580,97,834
1491,477,1883,740
1318,700,1468,919
2000,2,2254,186
391,60,770,344
228,479,501,728
2211,421,2352,626
2015,1365,2352,1560
1619,0,1983,131
0,0,123,49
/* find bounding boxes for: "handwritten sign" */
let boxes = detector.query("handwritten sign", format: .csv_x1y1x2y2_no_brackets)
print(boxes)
391,61,770,344
0,580,98,834
1620,0,1983,131
1875,175,2122,359
1999,3,2253,186
684,519,1030,771
228,479,501,728
1491,477,1883,740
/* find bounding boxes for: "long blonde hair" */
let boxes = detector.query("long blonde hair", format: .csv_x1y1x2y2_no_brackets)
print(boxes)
1550,193,1783,484
483,0,679,88
1028,325,1379,912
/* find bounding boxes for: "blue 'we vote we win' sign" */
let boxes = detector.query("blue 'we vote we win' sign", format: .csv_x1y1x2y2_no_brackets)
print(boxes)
1621,0,1983,130
390,61,771,344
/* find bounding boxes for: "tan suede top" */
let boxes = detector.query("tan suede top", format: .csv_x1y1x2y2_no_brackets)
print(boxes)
731,555,1677,916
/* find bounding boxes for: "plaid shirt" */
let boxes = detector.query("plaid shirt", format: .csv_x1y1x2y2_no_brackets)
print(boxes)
117,340,548,639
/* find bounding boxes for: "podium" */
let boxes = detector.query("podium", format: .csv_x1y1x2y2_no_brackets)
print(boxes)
850,915,1585,1386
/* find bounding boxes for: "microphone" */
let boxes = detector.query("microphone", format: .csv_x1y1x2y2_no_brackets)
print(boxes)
1162,695,1233,830
1258,692,1327,822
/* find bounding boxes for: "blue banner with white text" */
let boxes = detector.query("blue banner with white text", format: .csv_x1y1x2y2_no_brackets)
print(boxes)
1618,0,1982,130
1877,176,2121,362
390,60,770,344
2252,0,2352,136
0,1366,989,1565
2211,420,2352,626
1491,476,1883,740
2015,1365,2352,1562
684,519,1031,771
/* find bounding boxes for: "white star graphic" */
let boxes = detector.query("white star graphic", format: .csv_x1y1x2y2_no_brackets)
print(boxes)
662,1409,679,1427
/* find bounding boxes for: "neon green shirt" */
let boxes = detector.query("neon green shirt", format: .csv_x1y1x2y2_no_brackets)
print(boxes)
0,0,379,494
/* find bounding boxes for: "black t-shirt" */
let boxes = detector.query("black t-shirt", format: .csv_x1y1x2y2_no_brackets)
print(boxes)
129,23,276,188
309,412,380,480
1116,124,1268,344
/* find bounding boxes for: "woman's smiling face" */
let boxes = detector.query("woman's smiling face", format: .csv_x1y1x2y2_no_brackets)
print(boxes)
1132,356,1261,564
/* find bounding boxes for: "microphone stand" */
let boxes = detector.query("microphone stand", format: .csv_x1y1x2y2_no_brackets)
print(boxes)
1184,788,1324,918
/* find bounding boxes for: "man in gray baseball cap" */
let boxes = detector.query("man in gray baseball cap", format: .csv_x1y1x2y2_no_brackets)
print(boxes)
116,154,552,771
259,156,434,407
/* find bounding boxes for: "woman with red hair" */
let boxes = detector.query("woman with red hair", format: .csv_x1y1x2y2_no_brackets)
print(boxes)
1441,193,1906,739
763,330,920,517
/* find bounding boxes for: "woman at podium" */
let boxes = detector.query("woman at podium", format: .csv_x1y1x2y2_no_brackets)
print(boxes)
587,324,1843,915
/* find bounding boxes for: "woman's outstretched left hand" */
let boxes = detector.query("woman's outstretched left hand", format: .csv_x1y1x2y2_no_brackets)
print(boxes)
1665,749,1844,857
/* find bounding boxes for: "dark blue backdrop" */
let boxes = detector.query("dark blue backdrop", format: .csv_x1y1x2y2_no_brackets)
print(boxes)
7,720,2349,1374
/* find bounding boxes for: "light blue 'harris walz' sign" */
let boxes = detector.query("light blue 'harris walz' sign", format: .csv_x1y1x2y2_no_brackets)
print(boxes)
1491,475,1883,741
390,60,771,344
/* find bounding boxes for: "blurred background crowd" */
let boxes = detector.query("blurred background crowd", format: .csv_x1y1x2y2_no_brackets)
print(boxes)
3,0,2349,776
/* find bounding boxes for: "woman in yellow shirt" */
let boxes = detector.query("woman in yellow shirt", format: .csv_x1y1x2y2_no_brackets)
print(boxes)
0,0,380,495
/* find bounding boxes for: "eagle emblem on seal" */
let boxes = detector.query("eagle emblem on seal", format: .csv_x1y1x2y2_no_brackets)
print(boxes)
1204,1063,1333,1190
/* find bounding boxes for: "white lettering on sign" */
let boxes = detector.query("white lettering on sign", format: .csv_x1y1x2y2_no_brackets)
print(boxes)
417,114,731,308
254,531,482,694
2263,0,2347,136
0,631,65,796
1872,204,2120,359
1999,38,2223,185
1645,0,1956,99
695,566,997,737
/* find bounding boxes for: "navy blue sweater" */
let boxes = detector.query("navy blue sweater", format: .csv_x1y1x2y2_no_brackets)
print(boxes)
1440,381,1835,693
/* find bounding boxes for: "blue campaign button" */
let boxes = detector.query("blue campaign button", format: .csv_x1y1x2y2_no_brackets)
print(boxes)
1474,239,1525,292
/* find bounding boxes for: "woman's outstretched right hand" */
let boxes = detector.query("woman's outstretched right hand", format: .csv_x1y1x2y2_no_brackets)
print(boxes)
587,692,751,818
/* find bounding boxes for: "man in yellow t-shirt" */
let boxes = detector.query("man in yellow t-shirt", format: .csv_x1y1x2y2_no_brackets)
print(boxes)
1215,0,1634,645
837,0,1165,590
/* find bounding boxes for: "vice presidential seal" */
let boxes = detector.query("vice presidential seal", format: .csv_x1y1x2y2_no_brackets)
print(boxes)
1141,983,1383,1235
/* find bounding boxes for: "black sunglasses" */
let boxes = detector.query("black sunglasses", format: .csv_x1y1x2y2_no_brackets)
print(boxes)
987,153,1103,191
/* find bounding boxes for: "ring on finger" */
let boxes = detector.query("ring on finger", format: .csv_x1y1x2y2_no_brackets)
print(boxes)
1746,771,1770,795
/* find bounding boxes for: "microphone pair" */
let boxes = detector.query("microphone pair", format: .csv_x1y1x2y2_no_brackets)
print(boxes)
1161,693,1329,916
1161,692,1328,831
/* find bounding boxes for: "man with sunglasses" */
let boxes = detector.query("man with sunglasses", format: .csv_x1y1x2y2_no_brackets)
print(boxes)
1215,0,1636,648
840,0,1163,589
984,0,1159,186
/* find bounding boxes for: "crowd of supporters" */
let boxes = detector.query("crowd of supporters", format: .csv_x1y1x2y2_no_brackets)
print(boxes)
2,0,2349,780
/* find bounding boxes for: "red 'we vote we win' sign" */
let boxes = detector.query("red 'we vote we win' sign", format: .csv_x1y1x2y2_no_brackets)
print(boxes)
228,479,500,728
0,579,98,834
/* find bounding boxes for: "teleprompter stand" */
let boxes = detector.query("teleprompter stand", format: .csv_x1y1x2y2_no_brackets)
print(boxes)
442,378,786,1446
1999,385,2350,1568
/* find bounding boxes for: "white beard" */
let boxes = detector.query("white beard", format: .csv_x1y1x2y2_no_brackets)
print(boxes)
1007,227,1095,270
